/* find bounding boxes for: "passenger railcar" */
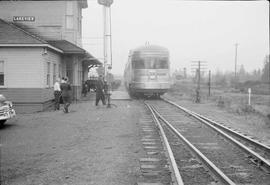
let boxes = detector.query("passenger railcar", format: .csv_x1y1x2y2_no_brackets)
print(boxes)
124,45,171,97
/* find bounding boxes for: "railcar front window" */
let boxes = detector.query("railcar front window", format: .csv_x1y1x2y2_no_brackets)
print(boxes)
132,59,145,69
132,57,168,69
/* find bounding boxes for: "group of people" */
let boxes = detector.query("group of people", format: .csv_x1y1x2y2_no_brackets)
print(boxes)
54,77,72,113
53,75,109,113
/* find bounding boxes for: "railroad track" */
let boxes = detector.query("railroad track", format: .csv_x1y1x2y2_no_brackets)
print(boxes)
138,99,270,185
162,98,270,168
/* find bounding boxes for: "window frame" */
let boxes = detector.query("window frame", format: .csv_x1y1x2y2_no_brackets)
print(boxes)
0,60,5,87
46,62,51,87
66,1,74,30
53,63,57,85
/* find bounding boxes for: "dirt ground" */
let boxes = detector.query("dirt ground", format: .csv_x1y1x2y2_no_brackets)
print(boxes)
164,93,270,146
0,100,144,185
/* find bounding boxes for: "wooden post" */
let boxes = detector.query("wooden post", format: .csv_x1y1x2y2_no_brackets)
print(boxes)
208,70,211,96
248,88,251,106
196,61,201,103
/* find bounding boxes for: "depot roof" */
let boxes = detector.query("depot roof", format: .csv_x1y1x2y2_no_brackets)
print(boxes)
82,52,102,67
47,40,86,54
0,18,101,65
0,19,47,44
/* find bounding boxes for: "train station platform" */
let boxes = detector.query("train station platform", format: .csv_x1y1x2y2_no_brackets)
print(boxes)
1,92,142,185
80,90,131,101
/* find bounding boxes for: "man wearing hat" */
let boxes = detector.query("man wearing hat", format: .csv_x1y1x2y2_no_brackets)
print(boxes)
95,75,106,106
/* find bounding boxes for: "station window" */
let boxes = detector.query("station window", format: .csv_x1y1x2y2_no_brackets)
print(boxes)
53,64,57,84
66,1,74,29
46,62,51,87
58,64,61,78
66,16,74,29
66,1,73,15
0,61,4,86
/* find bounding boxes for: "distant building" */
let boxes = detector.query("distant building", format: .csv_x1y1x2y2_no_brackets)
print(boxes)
0,0,101,113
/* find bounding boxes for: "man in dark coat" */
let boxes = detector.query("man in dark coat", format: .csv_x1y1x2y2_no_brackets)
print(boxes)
82,81,88,97
60,77,72,113
95,75,106,106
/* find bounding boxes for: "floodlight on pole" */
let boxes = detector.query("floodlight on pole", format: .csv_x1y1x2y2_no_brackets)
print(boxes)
97,0,114,108
97,0,113,79
98,0,113,7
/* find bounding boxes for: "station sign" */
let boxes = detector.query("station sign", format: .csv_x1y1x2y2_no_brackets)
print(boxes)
98,0,113,7
13,16,35,22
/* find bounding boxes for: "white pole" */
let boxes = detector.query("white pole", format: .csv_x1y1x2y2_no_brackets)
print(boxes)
248,88,251,106
103,6,107,78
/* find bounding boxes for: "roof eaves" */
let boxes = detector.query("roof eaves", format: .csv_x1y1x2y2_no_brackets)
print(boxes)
0,19,47,44
0,43,63,54
47,40,86,54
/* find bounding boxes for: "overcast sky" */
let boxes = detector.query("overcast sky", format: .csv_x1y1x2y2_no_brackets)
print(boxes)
82,0,269,75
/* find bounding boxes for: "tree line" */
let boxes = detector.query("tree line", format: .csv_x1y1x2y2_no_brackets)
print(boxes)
212,54,270,86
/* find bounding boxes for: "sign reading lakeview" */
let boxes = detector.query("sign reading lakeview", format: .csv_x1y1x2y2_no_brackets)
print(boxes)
13,16,35,22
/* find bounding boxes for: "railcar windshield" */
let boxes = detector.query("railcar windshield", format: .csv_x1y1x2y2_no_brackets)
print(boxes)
132,57,169,69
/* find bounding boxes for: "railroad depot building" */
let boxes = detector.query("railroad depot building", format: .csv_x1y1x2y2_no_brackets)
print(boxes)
0,0,101,113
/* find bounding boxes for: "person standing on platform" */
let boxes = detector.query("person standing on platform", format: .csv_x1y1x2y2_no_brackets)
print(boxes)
82,81,88,97
95,75,106,106
53,77,61,110
60,77,72,113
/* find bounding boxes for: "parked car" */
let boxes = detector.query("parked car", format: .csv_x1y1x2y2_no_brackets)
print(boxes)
0,94,16,126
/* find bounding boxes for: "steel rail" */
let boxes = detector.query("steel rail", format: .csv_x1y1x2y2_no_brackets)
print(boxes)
162,98,270,172
145,103,184,185
193,110,270,153
163,98,270,154
149,104,236,185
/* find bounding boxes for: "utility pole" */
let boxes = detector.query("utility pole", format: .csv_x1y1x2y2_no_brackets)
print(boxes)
208,70,211,96
191,61,207,103
234,43,238,87
196,61,201,103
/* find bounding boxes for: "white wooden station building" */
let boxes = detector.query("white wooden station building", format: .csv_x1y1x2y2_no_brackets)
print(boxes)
0,0,101,113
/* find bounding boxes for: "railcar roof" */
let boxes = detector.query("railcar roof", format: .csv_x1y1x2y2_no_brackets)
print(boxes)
129,45,169,58
132,45,169,53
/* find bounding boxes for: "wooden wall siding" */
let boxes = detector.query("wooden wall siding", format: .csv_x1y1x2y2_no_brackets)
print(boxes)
0,48,43,88
0,1,64,40
0,88,54,103
63,1,80,46
1,87,81,113
13,99,54,113
0,1,82,45
43,50,62,88
23,26,63,41
42,87,54,102
14,103,43,113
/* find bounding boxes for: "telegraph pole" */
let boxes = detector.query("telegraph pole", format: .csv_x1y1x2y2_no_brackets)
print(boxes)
234,43,238,87
208,70,211,97
191,61,207,103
